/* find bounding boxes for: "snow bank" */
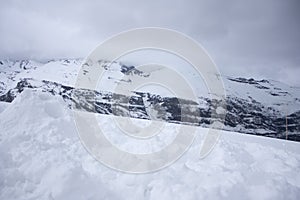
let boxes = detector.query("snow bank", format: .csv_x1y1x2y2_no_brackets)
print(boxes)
0,90,299,200
0,101,9,114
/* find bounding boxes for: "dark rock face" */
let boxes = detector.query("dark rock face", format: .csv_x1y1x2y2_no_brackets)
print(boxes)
120,65,149,77
1,78,299,142
228,77,269,88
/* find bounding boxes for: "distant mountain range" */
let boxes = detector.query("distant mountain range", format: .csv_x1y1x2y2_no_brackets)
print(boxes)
1,59,299,141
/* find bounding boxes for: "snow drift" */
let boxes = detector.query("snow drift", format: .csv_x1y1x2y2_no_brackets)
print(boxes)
0,89,299,199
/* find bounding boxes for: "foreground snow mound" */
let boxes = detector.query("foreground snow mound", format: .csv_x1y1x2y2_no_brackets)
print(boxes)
0,90,300,200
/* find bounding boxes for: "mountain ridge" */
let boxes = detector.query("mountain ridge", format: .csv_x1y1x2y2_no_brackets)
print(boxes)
1,59,299,141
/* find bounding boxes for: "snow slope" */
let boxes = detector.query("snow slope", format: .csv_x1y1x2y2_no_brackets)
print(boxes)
0,89,299,200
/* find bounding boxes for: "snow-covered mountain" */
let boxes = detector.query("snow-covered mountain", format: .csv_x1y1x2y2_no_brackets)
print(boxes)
1,59,299,141
0,82,300,200
1,59,300,199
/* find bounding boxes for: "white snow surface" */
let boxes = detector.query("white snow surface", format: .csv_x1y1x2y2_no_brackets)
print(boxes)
0,89,300,200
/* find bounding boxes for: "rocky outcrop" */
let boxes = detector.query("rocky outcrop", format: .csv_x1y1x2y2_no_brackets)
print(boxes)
1,77,299,141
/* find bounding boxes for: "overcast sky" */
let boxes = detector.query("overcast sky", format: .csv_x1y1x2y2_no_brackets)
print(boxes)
0,0,299,86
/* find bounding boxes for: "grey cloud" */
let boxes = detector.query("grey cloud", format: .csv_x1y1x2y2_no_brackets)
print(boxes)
0,0,299,86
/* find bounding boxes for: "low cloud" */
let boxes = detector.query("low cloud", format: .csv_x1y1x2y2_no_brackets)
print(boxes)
0,0,299,86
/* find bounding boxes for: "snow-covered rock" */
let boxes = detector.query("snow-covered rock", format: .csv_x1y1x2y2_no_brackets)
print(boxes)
0,59,299,141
